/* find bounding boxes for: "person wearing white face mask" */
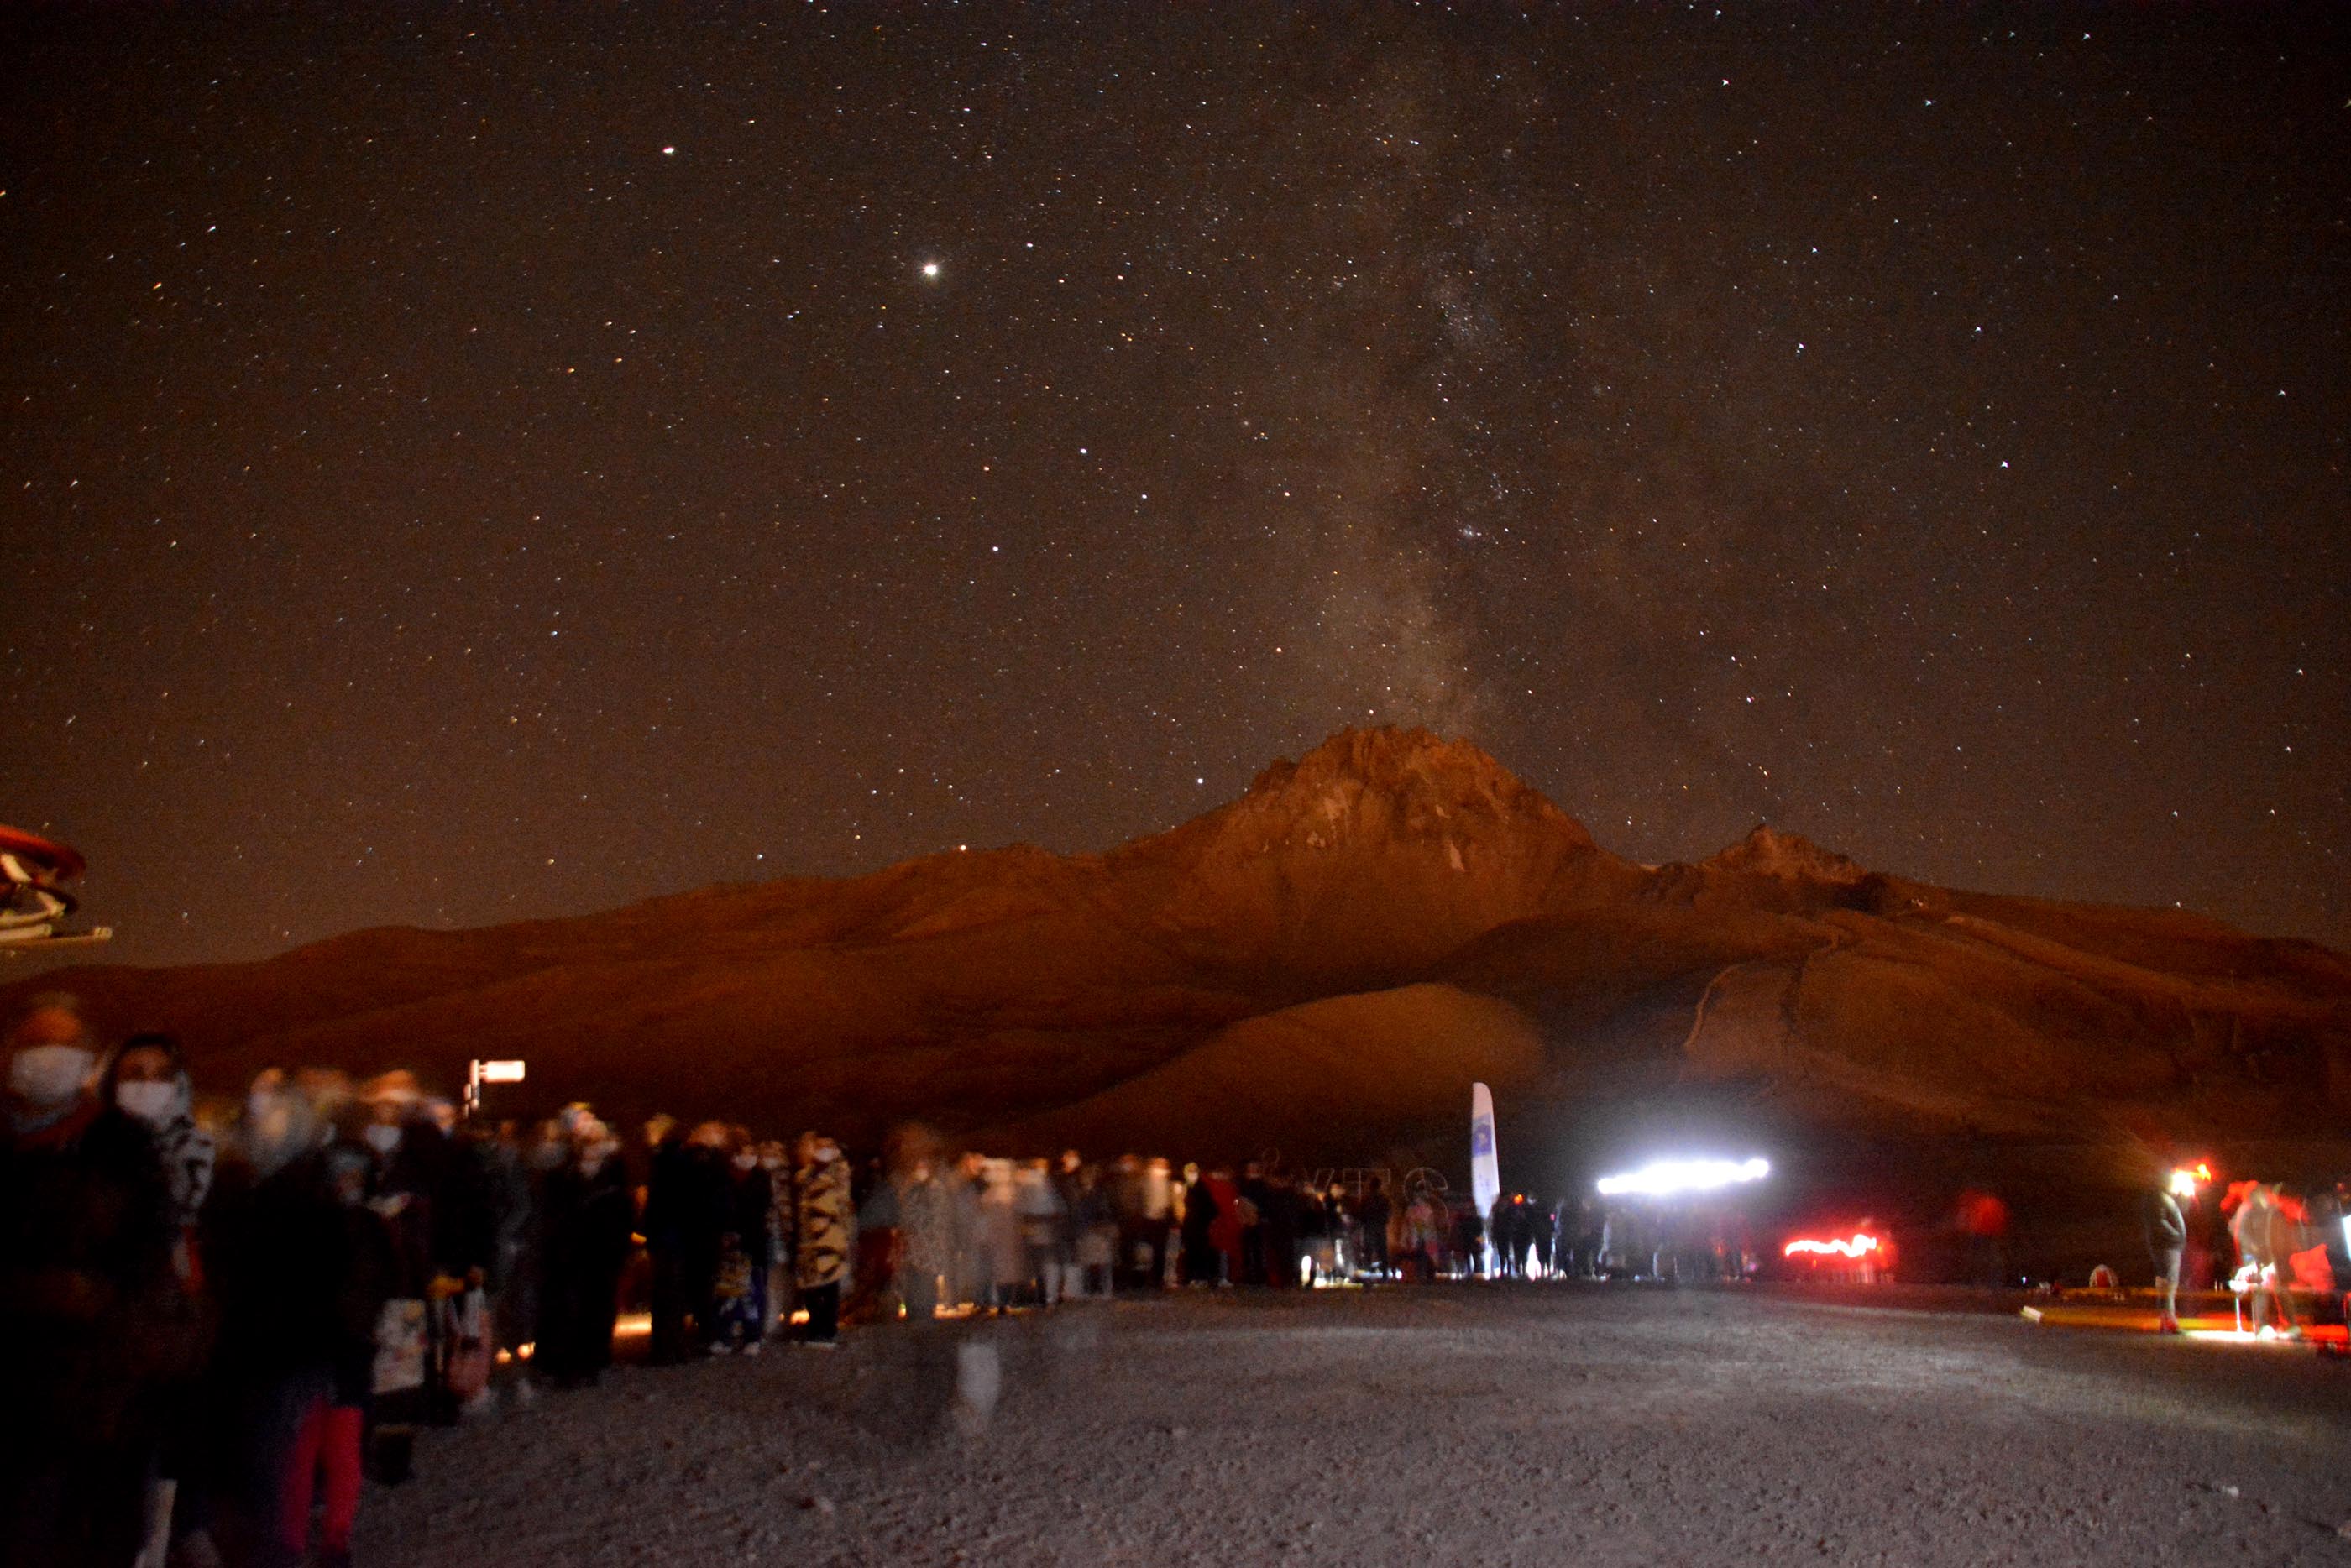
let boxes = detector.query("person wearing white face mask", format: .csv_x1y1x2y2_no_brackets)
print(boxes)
102,1033,215,1249
0,995,179,1568
97,1033,217,1568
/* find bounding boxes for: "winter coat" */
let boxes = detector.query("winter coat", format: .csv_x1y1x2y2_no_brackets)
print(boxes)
0,1105,179,1450
793,1157,854,1289
205,1147,379,1390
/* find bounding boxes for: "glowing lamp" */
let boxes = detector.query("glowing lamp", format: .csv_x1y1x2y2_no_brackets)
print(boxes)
1783,1232,1881,1259
1596,1157,1770,1197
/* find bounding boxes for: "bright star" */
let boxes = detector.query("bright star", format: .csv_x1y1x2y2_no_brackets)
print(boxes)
920,261,942,280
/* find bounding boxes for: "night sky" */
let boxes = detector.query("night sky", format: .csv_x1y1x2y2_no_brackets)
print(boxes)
3,6,2345,969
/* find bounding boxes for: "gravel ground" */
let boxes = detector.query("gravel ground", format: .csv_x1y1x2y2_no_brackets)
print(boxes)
358,1285,2351,1567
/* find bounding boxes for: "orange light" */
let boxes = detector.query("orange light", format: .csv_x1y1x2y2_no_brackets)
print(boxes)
1784,1232,1881,1259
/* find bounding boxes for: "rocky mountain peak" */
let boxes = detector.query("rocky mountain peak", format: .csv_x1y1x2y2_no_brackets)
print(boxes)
1237,726,1591,849
1702,823,1867,885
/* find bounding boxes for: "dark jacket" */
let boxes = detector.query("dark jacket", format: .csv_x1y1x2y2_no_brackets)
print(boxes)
205,1147,367,1386
2144,1190,2186,1256
0,1106,178,1448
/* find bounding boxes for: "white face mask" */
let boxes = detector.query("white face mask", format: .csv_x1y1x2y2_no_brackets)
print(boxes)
9,1044,95,1108
364,1122,403,1156
733,1151,759,1171
116,1079,179,1125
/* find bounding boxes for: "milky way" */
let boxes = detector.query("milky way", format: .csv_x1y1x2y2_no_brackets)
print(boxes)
2,7,2343,964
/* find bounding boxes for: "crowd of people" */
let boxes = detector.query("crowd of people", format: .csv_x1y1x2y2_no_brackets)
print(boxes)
29,989,2328,1568
3,994,1620,1568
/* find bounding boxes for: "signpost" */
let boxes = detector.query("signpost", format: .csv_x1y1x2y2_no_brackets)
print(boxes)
465,1058,526,1118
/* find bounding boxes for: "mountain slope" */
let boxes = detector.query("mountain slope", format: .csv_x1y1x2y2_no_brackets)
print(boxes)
8,728,2346,1190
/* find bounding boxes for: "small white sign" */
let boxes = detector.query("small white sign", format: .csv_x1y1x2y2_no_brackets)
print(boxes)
475,1059,526,1084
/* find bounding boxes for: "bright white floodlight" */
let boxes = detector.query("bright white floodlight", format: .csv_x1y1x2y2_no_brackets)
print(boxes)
1596,1157,1771,1198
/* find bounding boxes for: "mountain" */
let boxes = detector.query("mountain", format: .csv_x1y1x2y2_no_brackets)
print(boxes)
10,727,2349,1270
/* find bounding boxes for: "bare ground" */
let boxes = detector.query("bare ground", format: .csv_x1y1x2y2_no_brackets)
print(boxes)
358,1285,2351,1567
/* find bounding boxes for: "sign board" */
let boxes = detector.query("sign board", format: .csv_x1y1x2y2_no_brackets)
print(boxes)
1469,1081,1500,1272
475,1059,526,1084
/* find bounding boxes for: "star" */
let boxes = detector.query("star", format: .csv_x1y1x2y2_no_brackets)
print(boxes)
920,260,942,280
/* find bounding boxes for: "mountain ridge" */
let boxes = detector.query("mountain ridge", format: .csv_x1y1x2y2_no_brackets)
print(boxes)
8,727,2346,1219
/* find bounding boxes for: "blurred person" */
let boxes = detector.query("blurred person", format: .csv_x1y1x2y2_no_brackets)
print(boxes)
1530,1194,1557,1278
276,1140,398,1568
1180,1162,1221,1286
104,1033,215,1270
793,1132,854,1345
2146,1168,2190,1334
950,1152,987,1309
100,1033,217,1567
534,1119,632,1388
977,1158,1025,1311
757,1138,793,1333
714,1128,774,1351
1013,1157,1066,1306
473,1118,537,1379
1206,1166,1244,1287
1109,1154,1147,1288
844,1152,903,1325
641,1116,730,1362
1139,1156,1176,1288
1262,1170,1301,1289
0,996,181,1568
1051,1148,1088,1300
1235,1161,1270,1285
203,1069,384,1568
896,1154,953,1321
2228,1181,2299,1338
1071,1161,1118,1299
1953,1188,2011,1289
1355,1176,1391,1279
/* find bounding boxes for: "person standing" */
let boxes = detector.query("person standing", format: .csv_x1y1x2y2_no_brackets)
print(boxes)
1180,1163,1221,1286
0,997,179,1568
534,1120,633,1387
1356,1177,1391,1280
204,1071,377,1568
793,1132,854,1345
100,1033,216,1567
2145,1171,2189,1334
716,1131,774,1351
896,1156,952,1321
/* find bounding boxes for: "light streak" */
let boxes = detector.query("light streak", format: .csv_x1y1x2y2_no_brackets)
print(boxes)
1596,1156,1769,1197
1783,1231,1880,1259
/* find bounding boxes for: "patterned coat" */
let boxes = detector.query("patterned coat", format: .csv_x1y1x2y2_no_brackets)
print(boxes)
793,1154,854,1290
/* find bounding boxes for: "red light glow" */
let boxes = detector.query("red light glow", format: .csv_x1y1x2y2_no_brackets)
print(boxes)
1784,1232,1882,1259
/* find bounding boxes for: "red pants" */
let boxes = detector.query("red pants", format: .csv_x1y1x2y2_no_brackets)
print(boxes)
281,1400,363,1555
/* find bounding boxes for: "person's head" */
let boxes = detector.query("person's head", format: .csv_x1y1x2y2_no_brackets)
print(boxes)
757,1138,788,1173
358,1071,419,1155
794,1130,823,1167
5,993,97,1125
103,1032,191,1127
324,1142,373,1207
240,1069,321,1176
423,1097,458,1137
689,1120,730,1152
1060,1147,1081,1175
